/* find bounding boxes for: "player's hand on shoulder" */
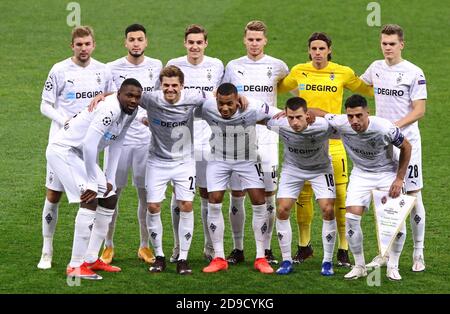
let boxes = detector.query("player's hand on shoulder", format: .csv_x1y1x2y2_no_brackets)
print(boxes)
237,95,249,111
306,110,316,125
272,111,286,120
88,94,106,112
141,117,149,126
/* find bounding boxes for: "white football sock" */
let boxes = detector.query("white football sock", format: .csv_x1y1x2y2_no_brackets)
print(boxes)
170,193,180,249
200,197,213,248
207,203,225,258
41,199,59,255
322,219,337,263
147,211,164,257
104,190,121,248
69,208,95,268
229,195,245,250
104,207,118,248
137,188,149,248
265,195,276,250
276,218,292,262
345,213,365,267
410,191,425,258
85,206,115,264
178,211,194,261
252,203,268,259
388,223,406,269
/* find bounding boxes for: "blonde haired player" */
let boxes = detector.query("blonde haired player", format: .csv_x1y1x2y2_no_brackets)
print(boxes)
38,26,115,269
221,20,289,265
278,32,372,267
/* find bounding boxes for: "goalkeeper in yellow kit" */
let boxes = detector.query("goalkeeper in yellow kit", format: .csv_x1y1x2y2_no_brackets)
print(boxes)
278,32,373,267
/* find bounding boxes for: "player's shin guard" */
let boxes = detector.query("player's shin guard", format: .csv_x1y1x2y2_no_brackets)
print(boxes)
252,204,268,259
409,191,425,258
85,206,115,264
265,195,276,250
42,199,59,255
208,203,225,258
229,195,245,250
69,208,96,268
388,223,406,269
170,193,180,249
322,219,337,263
296,184,314,246
276,218,292,262
147,211,163,257
137,188,149,248
201,197,213,248
335,183,348,250
178,211,194,261
345,213,365,267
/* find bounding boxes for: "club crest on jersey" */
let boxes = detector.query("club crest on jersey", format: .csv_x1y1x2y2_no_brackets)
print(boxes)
267,67,272,78
396,73,404,84
207,69,212,81
330,73,335,81
96,73,102,85
369,138,377,148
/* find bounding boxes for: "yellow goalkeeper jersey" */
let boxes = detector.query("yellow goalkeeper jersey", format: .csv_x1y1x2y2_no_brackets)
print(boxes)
278,61,373,147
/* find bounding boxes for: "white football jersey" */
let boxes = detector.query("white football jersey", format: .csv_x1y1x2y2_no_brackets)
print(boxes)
200,97,280,161
50,93,135,152
222,55,289,145
107,56,163,146
325,114,406,173
267,117,334,172
167,55,224,147
140,89,207,163
361,60,427,141
42,57,116,140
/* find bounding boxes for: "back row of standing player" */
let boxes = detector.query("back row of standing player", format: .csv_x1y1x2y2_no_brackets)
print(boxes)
37,21,427,279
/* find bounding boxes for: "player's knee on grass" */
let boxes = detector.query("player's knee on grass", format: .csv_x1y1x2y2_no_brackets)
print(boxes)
277,198,294,220
46,189,63,203
179,200,193,212
276,206,291,220
198,187,209,199
209,190,225,204
246,188,265,205
147,202,161,214
319,198,335,220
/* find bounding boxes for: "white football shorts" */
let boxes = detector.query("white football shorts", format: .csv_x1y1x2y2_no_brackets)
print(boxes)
46,145,113,203
145,159,196,203
277,164,335,200
346,167,398,209
207,160,265,192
